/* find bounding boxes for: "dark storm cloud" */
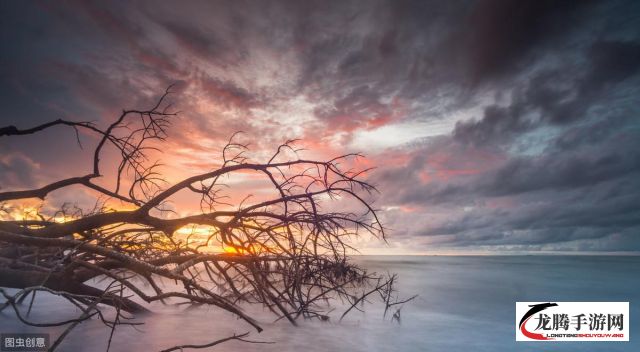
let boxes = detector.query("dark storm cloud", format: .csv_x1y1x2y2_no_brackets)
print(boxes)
382,99,640,245
451,0,596,84
486,150,640,197
372,8,640,250
453,38,640,147
1,0,640,252
418,175,640,250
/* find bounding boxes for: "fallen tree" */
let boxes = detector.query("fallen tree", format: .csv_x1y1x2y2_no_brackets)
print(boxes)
0,87,411,351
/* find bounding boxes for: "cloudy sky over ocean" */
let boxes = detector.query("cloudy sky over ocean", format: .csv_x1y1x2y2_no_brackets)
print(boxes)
1,0,639,254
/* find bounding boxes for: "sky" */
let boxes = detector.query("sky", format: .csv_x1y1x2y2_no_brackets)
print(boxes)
1,0,639,254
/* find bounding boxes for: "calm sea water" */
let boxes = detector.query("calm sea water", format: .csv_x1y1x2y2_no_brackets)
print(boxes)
1,256,638,351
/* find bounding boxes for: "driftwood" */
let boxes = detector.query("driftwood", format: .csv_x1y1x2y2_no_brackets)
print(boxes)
0,87,412,351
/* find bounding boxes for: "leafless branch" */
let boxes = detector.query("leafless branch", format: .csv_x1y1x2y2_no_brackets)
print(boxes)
0,87,411,351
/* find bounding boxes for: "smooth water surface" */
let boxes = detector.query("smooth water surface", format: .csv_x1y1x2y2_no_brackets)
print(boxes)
1,256,638,351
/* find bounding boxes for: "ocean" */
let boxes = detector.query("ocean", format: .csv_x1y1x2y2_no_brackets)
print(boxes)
1,255,638,351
